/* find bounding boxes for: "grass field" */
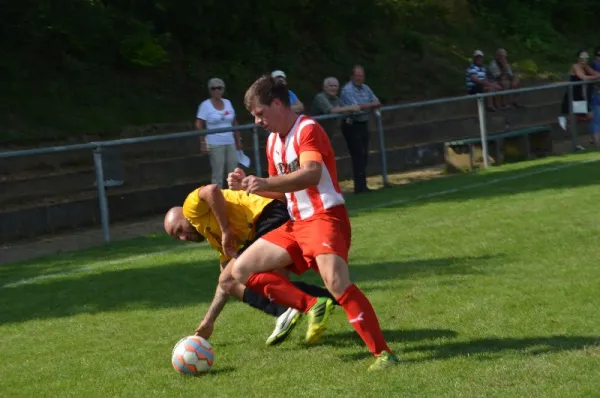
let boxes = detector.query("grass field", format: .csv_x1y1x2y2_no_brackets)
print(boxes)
2,152,600,397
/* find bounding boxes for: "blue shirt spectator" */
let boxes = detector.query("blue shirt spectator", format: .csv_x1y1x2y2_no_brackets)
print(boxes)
288,90,299,106
465,49,502,111
271,70,305,113
466,50,489,94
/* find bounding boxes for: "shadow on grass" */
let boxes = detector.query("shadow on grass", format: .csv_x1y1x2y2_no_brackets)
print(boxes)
196,366,236,376
350,254,503,284
346,154,600,215
404,335,600,362
0,257,219,325
339,335,600,362
0,255,497,325
0,234,185,280
319,328,458,349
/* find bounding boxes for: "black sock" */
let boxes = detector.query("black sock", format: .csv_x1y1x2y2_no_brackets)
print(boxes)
242,288,289,317
241,281,341,319
292,281,340,306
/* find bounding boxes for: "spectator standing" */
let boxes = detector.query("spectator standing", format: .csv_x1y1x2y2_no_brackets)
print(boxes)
271,70,305,113
196,78,242,188
466,50,501,111
558,50,600,132
588,48,600,146
340,65,381,194
310,77,360,140
488,48,522,108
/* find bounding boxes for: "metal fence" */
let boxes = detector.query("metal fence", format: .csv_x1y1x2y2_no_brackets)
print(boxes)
0,79,595,243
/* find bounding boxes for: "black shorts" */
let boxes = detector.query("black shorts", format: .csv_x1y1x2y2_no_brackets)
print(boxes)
468,85,484,95
238,200,289,254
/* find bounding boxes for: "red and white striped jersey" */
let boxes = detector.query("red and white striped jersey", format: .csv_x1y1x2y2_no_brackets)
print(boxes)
266,115,345,221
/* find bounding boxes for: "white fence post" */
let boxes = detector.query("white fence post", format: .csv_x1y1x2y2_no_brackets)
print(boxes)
476,96,490,168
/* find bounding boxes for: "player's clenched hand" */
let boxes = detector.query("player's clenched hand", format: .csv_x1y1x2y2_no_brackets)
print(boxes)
227,168,246,191
221,229,238,258
194,320,214,339
242,175,268,194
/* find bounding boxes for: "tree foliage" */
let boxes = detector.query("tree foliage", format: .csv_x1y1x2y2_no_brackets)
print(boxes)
1,0,598,142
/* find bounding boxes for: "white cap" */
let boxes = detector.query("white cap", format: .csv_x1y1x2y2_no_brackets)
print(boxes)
271,70,286,79
473,49,484,57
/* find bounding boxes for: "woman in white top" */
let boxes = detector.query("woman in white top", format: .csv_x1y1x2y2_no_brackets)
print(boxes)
195,78,242,187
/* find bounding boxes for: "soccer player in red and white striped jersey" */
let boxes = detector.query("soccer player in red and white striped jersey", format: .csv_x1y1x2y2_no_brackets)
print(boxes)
227,75,398,370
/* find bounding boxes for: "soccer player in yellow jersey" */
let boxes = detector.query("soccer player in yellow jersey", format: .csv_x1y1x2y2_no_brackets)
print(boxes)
164,184,337,345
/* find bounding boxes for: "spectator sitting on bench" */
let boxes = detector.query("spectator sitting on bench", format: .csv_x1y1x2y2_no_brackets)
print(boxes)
488,48,522,108
466,50,502,112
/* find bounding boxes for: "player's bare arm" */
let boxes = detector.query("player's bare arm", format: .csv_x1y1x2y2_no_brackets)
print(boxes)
195,258,247,338
243,160,322,194
194,260,232,338
195,285,228,339
198,185,238,257
291,99,305,114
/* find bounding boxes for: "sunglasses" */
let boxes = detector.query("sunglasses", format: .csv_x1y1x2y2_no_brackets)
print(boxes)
211,86,224,91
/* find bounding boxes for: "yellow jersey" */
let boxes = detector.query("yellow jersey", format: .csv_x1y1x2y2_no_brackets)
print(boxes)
182,188,274,263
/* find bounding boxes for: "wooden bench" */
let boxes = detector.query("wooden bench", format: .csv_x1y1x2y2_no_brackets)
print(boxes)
444,125,553,172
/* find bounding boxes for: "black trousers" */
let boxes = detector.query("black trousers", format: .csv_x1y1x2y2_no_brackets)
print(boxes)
341,120,369,192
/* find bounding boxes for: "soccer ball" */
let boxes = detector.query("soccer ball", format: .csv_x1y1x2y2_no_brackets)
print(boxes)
171,335,215,375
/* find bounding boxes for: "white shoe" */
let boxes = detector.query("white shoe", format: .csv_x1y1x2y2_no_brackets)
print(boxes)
265,308,302,346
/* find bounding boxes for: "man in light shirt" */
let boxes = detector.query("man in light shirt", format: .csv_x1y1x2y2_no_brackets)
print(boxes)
340,65,381,194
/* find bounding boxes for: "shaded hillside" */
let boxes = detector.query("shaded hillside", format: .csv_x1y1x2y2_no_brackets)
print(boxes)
1,0,598,145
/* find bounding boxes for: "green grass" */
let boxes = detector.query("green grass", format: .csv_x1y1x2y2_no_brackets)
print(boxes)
3,153,600,397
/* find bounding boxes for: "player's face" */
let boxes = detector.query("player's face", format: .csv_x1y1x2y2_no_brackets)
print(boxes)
173,221,204,242
324,79,339,96
251,99,284,132
352,68,365,85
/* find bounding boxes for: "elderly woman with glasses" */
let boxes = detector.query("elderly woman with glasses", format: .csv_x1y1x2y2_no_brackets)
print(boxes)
196,78,243,187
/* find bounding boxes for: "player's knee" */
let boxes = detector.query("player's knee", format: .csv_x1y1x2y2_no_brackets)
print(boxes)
218,270,237,295
230,260,249,284
317,254,351,297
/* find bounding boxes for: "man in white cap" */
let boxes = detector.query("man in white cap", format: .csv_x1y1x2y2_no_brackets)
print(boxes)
465,49,501,111
271,70,304,113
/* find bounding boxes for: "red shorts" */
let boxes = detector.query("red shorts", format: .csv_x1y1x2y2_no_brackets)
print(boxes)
263,205,352,275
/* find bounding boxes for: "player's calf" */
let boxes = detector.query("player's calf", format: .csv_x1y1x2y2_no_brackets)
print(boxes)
316,254,397,364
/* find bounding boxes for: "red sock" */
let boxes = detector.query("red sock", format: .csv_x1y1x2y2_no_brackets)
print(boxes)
246,272,317,312
337,284,391,355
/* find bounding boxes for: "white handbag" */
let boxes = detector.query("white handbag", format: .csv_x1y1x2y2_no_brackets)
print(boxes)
572,100,589,114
